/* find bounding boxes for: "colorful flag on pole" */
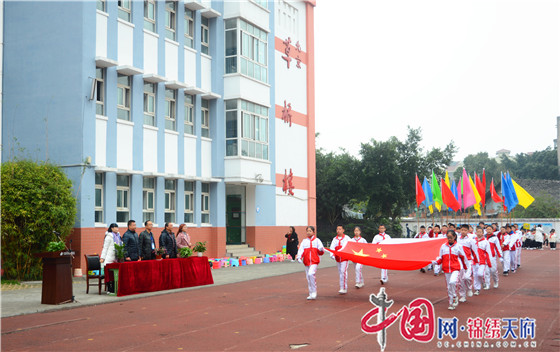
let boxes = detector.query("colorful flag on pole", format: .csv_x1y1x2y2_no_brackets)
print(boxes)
422,177,434,213
451,179,459,201
469,175,482,216
415,174,425,208
324,238,448,271
457,177,462,208
490,178,503,203
441,177,461,211
444,171,451,188
431,171,443,211
501,172,518,212
482,169,487,208
462,169,476,209
475,172,486,209
506,173,519,206
510,177,535,208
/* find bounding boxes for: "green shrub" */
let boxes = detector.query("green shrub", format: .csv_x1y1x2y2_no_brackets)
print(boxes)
1,160,76,280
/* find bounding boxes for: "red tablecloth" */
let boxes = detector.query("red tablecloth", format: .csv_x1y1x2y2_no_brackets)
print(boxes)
105,257,213,296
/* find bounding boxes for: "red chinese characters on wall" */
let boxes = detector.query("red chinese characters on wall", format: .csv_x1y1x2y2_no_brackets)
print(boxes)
281,100,292,127
281,37,302,70
282,37,292,69
282,169,295,196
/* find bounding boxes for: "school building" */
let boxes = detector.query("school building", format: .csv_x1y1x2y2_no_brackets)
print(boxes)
1,0,316,271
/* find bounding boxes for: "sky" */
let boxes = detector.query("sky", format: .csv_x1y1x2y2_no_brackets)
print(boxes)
314,0,559,161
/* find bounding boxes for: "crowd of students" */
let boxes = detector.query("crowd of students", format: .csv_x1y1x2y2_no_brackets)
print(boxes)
293,222,556,305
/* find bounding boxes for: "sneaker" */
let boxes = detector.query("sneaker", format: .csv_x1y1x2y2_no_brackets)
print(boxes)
420,268,426,273
474,290,480,296
517,264,520,268
483,284,490,290
467,290,473,297
503,271,509,276
459,297,467,303
493,283,499,289
307,292,317,300
452,297,459,307
338,289,347,294
380,280,385,285
448,305,455,310
511,270,516,274
355,282,364,288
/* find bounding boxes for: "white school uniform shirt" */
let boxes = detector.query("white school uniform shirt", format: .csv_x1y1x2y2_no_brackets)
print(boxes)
415,232,429,239
486,235,503,258
352,236,368,244
472,237,493,266
373,232,391,244
457,234,477,261
330,234,351,260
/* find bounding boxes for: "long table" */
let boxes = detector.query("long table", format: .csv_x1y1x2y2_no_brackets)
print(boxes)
105,257,213,296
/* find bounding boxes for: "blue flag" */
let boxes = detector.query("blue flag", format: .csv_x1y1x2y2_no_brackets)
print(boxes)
451,180,458,200
422,177,434,210
502,172,518,212
506,172,519,206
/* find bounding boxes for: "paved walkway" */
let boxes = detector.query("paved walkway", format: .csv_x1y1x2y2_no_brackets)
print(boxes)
1,259,337,318
1,250,558,351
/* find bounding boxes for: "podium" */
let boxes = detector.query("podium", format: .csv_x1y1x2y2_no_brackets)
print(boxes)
35,251,74,304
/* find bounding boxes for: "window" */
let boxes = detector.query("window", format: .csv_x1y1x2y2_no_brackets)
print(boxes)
252,0,268,9
184,8,194,48
117,74,131,121
225,99,269,160
201,99,209,138
95,68,105,116
164,179,176,223
184,94,194,134
201,17,209,55
165,89,176,131
118,0,131,22
116,175,130,223
184,181,194,223
143,177,155,223
143,82,156,126
95,173,104,223
225,19,268,83
144,0,156,32
201,183,210,224
165,1,177,41
97,0,106,12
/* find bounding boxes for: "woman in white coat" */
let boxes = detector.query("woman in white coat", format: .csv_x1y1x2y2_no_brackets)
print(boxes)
100,223,122,265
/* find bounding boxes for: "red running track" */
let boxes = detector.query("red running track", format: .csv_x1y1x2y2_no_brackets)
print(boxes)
2,249,559,351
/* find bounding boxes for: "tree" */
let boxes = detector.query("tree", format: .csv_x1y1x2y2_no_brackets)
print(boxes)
316,148,362,227
463,152,501,183
513,194,560,218
360,127,456,222
1,160,77,281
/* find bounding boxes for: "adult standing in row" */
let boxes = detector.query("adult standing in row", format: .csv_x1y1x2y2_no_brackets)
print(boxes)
139,220,157,260
176,224,193,249
122,220,141,261
160,222,177,258
100,223,121,265
285,226,299,261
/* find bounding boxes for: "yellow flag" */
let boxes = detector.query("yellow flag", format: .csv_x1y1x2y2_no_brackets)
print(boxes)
428,205,433,213
511,179,535,208
445,171,451,188
469,175,482,216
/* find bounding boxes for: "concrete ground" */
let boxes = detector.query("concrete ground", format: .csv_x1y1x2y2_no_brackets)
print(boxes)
1,250,558,351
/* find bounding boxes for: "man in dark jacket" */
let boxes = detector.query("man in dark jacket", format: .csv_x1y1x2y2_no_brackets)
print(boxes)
139,220,156,260
122,220,141,261
159,222,177,258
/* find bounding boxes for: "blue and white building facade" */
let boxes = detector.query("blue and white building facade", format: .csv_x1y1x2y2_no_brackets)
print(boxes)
2,0,316,270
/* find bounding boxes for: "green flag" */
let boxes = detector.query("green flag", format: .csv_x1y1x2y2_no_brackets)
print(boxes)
431,171,443,211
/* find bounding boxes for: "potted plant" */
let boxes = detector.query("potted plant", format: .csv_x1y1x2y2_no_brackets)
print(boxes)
114,243,125,262
179,247,193,258
155,247,166,260
46,241,66,252
193,241,207,257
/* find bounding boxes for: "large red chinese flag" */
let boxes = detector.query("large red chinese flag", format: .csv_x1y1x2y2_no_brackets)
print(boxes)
325,238,447,271
490,178,503,203
415,174,425,207
441,178,460,211
475,172,486,208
